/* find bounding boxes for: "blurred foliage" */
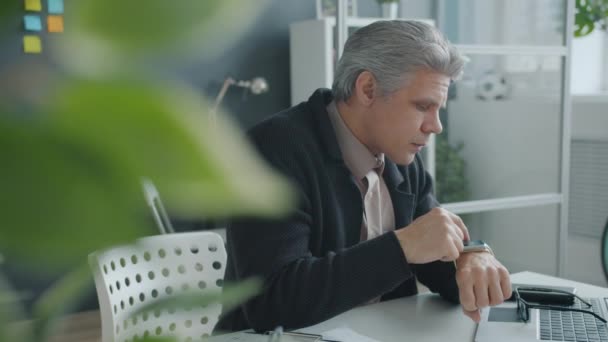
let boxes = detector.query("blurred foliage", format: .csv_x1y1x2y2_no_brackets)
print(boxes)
55,0,271,76
135,278,262,319
0,272,28,341
575,0,608,37
0,0,292,341
435,134,470,204
69,2,224,53
0,1,19,24
0,107,146,267
31,264,93,340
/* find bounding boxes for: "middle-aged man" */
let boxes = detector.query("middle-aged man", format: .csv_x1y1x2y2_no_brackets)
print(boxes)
217,20,512,333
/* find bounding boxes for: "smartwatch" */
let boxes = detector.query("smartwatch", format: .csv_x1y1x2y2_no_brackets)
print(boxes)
462,240,494,255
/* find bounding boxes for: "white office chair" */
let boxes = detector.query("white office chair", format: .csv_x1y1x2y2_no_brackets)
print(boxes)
89,232,227,342
141,178,175,235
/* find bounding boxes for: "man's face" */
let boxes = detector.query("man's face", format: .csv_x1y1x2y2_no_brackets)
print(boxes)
364,69,450,165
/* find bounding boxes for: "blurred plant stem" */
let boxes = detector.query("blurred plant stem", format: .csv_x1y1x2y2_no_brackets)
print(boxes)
31,264,92,341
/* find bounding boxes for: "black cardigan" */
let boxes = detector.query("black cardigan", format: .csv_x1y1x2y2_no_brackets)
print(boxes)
217,89,459,332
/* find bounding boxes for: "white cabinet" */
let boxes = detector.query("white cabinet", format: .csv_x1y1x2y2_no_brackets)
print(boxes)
289,18,334,106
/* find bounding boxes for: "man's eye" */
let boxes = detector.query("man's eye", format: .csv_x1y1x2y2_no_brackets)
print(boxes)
416,104,429,111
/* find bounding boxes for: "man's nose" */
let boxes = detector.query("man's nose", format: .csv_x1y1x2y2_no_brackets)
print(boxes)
422,110,443,135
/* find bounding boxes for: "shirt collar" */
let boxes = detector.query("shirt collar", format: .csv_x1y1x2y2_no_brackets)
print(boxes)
326,101,385,180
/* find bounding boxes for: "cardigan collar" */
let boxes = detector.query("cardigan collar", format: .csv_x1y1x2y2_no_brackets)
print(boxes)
307,88,344,162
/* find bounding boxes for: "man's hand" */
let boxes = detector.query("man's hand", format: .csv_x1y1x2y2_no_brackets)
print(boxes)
395,207,470,264
456,252,512,322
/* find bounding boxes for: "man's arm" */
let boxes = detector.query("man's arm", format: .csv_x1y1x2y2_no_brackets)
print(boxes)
456,251,512,321
394,207,466,301
413,261,460,302
228,210,413,332
403,155,511,319
398,155,461,301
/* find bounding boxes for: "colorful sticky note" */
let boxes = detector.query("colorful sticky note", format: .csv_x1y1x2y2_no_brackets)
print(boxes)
48,0,63,14
25,0,42,11
23,35,42,54
47,15,64,33
23,15,42,31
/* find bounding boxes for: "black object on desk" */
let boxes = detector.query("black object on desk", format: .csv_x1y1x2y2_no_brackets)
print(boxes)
507,284,575,305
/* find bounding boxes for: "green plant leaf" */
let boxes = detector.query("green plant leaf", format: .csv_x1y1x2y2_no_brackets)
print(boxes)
435,134,470,203
0,1,19,24
133,277,261,318
574,0,608,37
0,77,293,268
47,78,294,220
0,273,32,342
53,0,271,75
0,1,18,27
31,263,93,341
575,7,596,37
138,338,176,342
0,112,148,267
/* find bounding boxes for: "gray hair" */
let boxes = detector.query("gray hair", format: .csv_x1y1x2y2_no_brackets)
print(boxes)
332,20,465,102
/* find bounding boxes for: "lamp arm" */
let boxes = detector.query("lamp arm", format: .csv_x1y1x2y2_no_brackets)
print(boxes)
211,77,235,124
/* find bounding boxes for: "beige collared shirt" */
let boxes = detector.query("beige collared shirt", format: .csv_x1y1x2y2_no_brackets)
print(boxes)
326,101,395,241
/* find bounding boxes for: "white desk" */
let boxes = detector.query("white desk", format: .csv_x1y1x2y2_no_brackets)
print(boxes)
292,271,608,342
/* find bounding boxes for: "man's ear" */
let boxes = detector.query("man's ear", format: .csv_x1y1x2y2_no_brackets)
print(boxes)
354,71,376,106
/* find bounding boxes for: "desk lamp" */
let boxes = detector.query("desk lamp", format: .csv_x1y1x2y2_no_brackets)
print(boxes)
211,76,269,123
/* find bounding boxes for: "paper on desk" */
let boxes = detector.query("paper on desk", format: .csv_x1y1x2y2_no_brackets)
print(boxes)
322,327,379,342
207,332,319,342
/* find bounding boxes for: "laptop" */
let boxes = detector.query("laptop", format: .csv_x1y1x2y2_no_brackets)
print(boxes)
475,285,608,341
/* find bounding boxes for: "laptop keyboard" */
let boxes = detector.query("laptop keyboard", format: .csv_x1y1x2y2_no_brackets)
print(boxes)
539,298,608,341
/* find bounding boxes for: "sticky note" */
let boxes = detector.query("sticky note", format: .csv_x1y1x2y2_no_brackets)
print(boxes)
23,15,42,31
23,35,42,54
48,0,63,14
25,0,42,11
47,15,64,33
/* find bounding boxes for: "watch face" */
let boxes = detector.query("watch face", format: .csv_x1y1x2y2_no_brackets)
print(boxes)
462,240,488,252
463,240,485,247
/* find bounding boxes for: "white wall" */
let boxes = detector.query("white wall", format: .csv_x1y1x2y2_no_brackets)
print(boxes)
399,0,433,19
565,96,608,287
571,31,606,95
447,98,561,275
566,234,606,287
447,96,608,285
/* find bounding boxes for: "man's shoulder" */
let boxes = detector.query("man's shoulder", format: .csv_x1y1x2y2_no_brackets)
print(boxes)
247,101,321,153
248,88,332,142
245,101,327,185
249,104,307,136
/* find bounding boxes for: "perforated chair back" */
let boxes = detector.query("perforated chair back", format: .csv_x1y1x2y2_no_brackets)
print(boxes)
90,232,226,342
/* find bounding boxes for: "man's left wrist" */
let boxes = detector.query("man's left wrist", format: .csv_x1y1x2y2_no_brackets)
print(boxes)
462,240,494,256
